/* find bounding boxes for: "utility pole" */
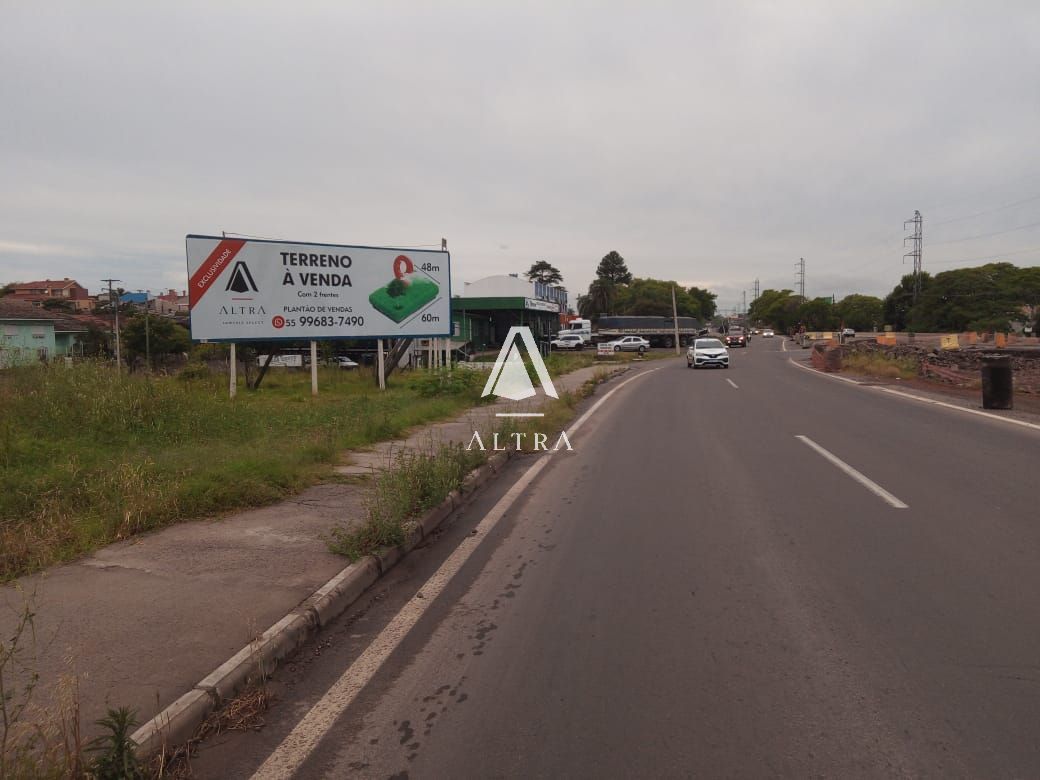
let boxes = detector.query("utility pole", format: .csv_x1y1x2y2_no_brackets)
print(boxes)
795,258,806,300
671,283,681,355
904,210,923,303
138,290,150,369
753,278,760,302
102,278,122,370
742,290,747,317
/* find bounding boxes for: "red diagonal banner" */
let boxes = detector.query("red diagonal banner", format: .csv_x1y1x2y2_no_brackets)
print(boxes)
188,238,247,310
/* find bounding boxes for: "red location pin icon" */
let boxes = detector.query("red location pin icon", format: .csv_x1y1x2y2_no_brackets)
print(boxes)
393,255,414,282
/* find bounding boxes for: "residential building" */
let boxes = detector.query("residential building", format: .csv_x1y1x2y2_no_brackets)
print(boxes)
7,278,93,311
155,289,190,316
0,299,88,366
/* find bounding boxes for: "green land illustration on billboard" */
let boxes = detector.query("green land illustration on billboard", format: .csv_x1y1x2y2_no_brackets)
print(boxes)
369,277,440,323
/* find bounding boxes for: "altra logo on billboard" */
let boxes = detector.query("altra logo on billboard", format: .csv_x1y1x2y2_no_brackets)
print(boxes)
481,327,558,401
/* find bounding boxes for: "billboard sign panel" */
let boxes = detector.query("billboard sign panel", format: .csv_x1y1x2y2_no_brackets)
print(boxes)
185,235,451,341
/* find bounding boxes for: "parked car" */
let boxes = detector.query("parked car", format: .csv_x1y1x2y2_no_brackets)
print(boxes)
724,332,747,348
604,336,650,352
688,338,730,369
762,329,775,338
334,356,359,369
550,334,585,350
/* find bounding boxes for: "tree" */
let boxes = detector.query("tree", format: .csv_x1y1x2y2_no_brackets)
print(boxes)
387,278,406,298
0,282,18,297
910,263,1021,332
612,278,713,319
525,261,563,286
797,297,839,330
577,278,615,319
882,272,932,331
121,314,190,369
687,287,717,319
835,294,883,332
747,289,802,333
41,298,74,313
595,251,632,285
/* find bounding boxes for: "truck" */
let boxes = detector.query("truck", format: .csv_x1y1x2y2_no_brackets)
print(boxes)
554,317,593,344
595,316,706,349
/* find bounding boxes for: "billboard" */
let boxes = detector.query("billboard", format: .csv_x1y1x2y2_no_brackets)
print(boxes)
185,235,451,342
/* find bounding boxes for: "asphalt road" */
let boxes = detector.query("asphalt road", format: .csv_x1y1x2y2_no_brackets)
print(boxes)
195,338,1040,778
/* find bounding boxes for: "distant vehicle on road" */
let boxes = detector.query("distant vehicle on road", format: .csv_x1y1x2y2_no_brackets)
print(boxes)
762,329,775,338
688,338,730,369
604,336,650,352
842,328,856,338
725,332,747,348
334,356,359,369
550,334,585,350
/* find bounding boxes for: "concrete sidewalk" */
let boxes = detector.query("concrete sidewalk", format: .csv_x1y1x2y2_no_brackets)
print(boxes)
0,362,620,744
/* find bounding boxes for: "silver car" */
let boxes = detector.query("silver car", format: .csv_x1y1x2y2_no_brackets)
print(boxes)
687,338,730,369
605,336,650,352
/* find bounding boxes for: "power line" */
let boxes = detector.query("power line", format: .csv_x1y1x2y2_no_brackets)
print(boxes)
926,244,1040,267
930,191,1040,228
927,217,1040,247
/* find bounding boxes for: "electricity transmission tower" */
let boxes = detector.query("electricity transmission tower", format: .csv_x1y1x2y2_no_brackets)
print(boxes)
753,278,760,302
795,258,805,299
904,210,923,303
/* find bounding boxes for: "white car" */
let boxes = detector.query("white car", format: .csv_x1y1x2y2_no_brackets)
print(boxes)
842,328,856,338
604,336,650,352
687,338,730,369
762,329,774,338
550,334,585,350
334,356,359,369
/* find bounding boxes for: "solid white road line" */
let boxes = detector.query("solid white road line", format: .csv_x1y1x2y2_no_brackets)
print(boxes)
870,385,1040,433
781,339,787,352
250,366,665,780
789,357,1040,434
726,378,739,389
795,435,909,509
788,357,863,384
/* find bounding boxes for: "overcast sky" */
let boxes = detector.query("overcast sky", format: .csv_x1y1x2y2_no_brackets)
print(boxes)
3,1,1040,313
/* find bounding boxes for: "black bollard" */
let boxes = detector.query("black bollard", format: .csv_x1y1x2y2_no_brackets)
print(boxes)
980,353,1013,409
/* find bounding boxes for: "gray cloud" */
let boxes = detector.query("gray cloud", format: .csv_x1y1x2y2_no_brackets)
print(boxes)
3,1,1039,310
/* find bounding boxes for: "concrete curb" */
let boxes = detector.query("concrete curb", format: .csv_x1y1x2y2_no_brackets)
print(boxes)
130,450,511,760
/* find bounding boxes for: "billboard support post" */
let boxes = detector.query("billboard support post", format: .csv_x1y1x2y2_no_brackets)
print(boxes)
377,339,386,390
229,343,237,399
310,341,318,397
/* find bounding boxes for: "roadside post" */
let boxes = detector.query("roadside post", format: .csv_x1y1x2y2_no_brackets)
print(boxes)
229,343,237,399
377,339,386,389
310,341,318,396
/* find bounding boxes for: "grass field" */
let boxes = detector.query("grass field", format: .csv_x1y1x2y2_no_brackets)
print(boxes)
0,349,670,581
0,361,493,581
